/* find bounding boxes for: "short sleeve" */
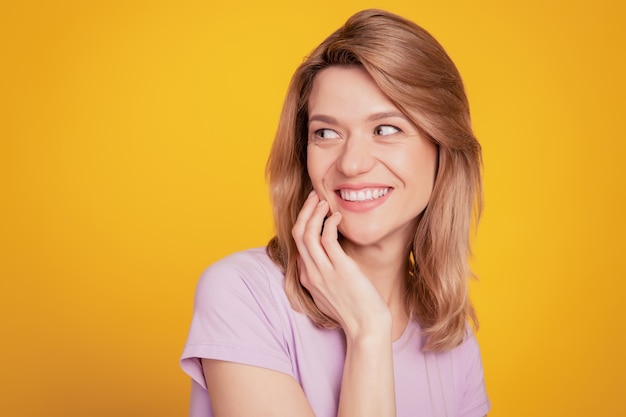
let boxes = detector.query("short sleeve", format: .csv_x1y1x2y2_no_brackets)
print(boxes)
180,252,293,390
458,331,491,417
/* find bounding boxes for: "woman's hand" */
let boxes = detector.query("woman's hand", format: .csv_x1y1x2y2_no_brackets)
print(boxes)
293,191,397,417
291,191,391,340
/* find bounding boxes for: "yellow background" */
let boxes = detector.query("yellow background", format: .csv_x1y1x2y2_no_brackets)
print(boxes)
1,0,624,415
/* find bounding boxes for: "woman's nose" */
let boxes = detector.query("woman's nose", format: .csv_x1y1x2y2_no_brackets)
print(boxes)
336,136,376,177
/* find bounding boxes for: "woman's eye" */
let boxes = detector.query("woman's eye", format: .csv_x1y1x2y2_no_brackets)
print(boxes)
374,125,400,136
314,129,340,139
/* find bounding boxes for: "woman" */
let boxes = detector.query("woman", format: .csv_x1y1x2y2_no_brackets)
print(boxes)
181,9,490,417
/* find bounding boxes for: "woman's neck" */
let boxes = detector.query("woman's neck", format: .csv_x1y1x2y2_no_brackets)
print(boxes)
342,238,411,339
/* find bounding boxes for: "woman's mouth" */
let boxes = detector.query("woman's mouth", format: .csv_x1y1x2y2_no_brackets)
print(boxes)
338,187,390,202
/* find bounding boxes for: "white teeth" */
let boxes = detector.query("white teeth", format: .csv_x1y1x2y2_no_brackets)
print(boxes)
340,188,389,202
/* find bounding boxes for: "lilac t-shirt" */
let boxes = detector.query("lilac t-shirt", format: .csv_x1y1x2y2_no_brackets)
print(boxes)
181,248,490,417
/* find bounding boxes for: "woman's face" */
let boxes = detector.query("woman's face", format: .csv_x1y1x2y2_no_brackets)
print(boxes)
306,65,438,249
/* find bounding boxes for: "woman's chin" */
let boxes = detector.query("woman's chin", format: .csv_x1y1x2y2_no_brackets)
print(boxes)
337,224,385,248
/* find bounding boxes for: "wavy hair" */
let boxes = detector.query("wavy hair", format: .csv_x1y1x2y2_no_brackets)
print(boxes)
266,9,482,352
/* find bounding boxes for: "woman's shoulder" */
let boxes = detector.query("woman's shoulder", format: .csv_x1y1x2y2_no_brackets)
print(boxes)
201,247,282,279
182,248,296,387
195,247,286,303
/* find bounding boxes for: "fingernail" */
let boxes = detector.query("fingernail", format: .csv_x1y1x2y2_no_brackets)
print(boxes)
317,199,327,207
308,190,316,198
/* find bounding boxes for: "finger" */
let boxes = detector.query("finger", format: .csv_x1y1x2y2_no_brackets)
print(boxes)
292,191,320,264
292,190,319,244
320,211,346,264
301,199,334,271
296,255,311,289
292,192,334,285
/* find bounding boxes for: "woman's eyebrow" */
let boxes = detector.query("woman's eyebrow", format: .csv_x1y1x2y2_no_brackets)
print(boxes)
366,111,408,122
308,111,407,125
308,114,338,124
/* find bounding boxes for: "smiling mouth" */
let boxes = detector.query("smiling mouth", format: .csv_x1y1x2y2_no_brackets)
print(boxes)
338,188,391,202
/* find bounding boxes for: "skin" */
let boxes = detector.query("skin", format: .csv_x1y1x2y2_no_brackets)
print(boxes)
304,66,438,333
202,66,443,416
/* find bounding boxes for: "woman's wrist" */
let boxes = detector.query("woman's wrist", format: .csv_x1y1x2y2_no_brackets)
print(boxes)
343,310,393,347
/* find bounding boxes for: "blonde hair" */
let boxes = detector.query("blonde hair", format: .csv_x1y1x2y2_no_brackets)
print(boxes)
266,9,482,352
